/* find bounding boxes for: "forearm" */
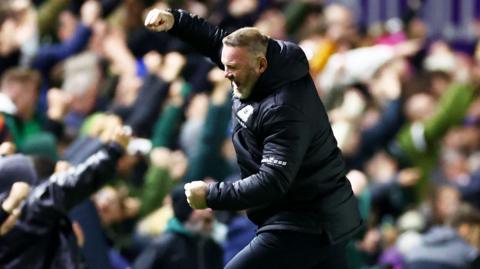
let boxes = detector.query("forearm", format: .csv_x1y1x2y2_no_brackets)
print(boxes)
206,169,289,211
139,166,173,217
32,24,92,71
49,142,124,211
43,117,64,140
125,75,170,137
361,99,404,149
203,99,232,142
167,9,228,67
196,102,231,156
424,83,475,142
151,104,182,148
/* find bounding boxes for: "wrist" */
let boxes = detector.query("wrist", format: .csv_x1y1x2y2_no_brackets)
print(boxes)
47,107,66,121
165,8,178,31
204,183,212,208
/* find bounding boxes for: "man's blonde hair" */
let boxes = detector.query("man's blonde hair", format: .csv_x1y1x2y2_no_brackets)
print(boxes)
1,68,41,89
222,27,269,57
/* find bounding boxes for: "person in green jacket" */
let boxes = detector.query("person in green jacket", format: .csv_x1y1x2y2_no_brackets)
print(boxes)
392,82,477,200
0,68,70,159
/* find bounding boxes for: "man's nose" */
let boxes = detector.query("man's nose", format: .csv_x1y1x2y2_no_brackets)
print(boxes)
224,71,233,80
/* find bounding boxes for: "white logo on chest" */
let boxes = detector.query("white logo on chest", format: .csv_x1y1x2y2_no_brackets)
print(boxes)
236,105,254,123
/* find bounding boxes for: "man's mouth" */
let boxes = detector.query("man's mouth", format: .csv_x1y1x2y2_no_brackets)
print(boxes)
232,81,240,91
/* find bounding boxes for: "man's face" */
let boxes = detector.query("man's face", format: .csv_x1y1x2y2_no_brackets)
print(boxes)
185,209,214,236
221,45,262,100
57,11,77,42
1,80,37,120
325,5,354,42
93,187,124,227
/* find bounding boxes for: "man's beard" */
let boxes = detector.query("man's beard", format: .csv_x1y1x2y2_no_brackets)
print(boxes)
232,81,242,98
231,73,256,100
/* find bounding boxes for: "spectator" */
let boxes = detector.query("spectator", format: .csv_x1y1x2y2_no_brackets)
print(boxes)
133,186,223,269
0,126,130,268
404,203,480,269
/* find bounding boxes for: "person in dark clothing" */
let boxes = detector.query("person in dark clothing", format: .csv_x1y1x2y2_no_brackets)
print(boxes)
133,186,224,269
222,212,257,265
112,73,171,138
404,203,480,269
0,127,130,269
145,8,362,268
64,135,119,269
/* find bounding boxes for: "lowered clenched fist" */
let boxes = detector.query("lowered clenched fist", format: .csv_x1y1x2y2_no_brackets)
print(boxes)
184,181,208,209
144,9,174,32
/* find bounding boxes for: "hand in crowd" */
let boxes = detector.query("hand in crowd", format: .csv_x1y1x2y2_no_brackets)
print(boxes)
1,182,30,235
160,52,187,82
81,0,102,27
186,94,209,121
397,167,421,187
0,142,16,157
103,30,137,77
168,150,188,181
150,148,188,181
91,114,131,148
89,114,123,142
370,59,406,102
0,19,18,56
143,51,163,74
55,161,71,173
167,80,187,106
150,147,171,168
47,88,72,121
228,0,258,17
393,39,423,58
109,125,132,150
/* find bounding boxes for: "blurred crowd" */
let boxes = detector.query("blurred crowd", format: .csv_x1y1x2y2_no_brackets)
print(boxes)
1,0,480,268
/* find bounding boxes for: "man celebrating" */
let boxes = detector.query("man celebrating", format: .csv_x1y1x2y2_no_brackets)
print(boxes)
145,8,362,268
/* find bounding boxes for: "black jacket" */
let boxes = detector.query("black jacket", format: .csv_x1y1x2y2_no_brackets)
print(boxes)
0,143,123,269
168,9,362,244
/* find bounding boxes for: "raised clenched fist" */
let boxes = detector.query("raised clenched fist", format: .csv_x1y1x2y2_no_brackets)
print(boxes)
81,0,102,27
144,9,174,32
47,88,71,121
109,126,132,150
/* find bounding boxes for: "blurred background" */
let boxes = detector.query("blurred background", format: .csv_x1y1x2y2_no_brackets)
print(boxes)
1,0,480,268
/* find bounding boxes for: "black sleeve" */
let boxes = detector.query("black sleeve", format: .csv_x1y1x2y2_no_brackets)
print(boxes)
167,9,229,67
206,106,311,210
20,143,124,228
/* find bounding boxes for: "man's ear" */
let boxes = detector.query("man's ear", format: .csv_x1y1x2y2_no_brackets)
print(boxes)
258,56,268,74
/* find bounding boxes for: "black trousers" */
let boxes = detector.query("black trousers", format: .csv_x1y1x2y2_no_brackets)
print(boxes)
225,230,348,269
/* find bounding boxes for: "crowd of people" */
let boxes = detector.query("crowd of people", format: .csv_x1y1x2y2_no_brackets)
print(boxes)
0,0,480,268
